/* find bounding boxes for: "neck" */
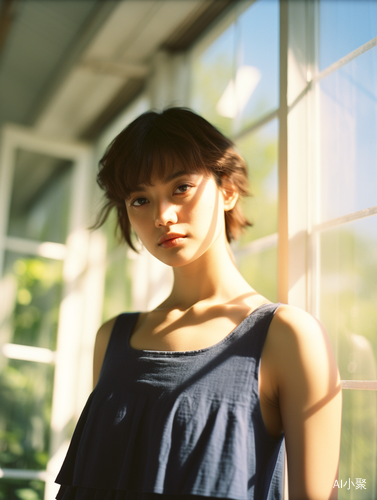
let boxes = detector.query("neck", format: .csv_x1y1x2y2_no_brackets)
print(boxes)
162,234,253,311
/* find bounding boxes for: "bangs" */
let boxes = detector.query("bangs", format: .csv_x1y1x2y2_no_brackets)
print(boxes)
117,128,212,198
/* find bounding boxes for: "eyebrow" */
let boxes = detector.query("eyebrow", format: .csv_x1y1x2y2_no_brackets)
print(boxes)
129,170,189,194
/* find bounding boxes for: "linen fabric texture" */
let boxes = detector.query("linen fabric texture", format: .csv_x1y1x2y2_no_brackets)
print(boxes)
55,303,285,500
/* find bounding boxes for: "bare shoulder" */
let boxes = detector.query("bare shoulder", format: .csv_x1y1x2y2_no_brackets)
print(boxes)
268,304,331,353
93,316,118,388
264,304,340,392
271,303,324,335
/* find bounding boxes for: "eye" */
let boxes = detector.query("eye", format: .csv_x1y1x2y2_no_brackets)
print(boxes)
131,197,149,207
174,184,191,194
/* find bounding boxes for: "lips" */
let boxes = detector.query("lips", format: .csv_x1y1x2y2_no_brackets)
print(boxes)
158,233,186,246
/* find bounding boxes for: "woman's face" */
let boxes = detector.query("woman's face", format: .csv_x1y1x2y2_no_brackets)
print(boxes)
125,169,228,267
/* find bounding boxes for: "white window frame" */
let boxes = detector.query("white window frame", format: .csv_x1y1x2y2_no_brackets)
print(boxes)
0,124,106,499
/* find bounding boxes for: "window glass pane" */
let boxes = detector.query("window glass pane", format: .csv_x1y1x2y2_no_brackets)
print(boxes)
8,149,73,243
339,389,376,499
1,252,63,350
236,245,277,302
318,46,377,222
319,0,377,72
0,358,54,470
102,252,132,322
190,0,279,137
236,119,278,244
319,216,377,381
0,478,45,500
236,0,279,130
190,15,236,137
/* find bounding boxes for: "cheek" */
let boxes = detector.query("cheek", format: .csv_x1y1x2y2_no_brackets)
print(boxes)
133,220,150,239
185,196,214,224
192,186,224,232
127,211,147,238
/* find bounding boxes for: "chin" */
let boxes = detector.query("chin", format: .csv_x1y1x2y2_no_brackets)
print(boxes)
151,248,196,268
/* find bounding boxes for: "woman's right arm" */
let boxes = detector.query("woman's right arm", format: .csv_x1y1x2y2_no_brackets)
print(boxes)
92,317,117,388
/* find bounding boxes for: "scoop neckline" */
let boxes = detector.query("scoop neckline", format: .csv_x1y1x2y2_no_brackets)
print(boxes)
127,302,278,356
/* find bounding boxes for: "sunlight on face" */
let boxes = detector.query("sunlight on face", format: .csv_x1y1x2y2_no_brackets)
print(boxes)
125,171,227,268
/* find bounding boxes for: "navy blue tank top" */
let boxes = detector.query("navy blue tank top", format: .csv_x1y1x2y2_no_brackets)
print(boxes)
55,303,285,500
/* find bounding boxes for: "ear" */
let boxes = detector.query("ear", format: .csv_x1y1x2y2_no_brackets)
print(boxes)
220,176,238,211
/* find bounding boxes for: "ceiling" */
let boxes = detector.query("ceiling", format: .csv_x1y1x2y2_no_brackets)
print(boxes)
0,0,235,142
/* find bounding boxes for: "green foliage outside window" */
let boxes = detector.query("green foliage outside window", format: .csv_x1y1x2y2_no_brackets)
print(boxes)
320,224,377,498
0,257,63,499
0,479,45,500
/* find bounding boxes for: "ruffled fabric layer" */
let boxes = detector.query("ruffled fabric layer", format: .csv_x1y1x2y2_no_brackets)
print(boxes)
56,387,264,499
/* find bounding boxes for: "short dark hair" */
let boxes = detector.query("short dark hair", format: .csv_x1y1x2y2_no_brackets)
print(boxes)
93,107,251,251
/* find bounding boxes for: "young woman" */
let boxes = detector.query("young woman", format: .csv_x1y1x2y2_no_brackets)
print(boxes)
55,108,342,500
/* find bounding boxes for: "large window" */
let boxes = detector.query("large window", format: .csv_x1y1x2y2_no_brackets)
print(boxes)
314,2,377,497
287,0,377,497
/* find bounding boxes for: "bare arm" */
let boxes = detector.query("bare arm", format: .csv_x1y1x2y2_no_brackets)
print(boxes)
266,305,342,499
92,317,117,388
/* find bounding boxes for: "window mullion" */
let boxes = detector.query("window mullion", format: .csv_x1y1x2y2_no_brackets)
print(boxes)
277,0,289,304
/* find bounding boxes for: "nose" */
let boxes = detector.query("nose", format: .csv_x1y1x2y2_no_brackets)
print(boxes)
154,201,178,227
